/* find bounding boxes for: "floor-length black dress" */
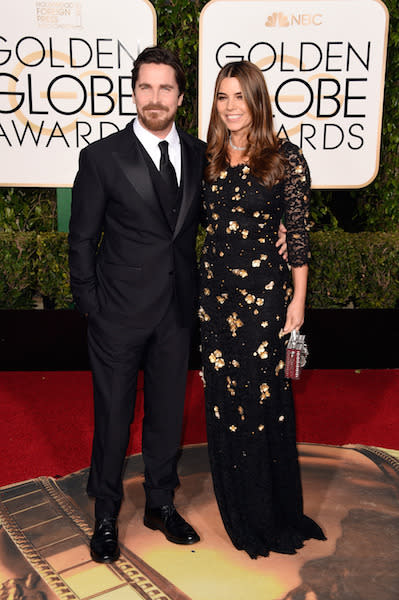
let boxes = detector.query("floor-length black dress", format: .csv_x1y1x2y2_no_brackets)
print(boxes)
199,141,326,558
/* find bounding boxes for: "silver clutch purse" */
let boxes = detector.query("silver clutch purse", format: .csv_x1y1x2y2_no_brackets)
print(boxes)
285,330,309,379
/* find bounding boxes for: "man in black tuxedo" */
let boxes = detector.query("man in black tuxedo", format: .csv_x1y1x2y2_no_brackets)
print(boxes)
69,47,205,563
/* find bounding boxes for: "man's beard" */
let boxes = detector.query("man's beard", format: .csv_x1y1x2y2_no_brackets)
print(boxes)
138,104,176,132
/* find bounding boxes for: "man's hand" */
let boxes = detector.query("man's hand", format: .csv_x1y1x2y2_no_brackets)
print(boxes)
276,222,288,261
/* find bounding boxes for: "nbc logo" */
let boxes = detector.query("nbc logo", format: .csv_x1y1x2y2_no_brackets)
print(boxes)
265,12,289,27
265,12,322,27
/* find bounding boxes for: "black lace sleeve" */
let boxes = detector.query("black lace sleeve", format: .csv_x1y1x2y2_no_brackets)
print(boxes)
281,141,311,267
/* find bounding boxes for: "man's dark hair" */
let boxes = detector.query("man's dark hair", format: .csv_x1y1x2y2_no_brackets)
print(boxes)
131,46,186,95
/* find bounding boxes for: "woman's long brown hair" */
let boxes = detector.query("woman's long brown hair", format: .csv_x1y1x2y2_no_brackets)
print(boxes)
204,61,286,187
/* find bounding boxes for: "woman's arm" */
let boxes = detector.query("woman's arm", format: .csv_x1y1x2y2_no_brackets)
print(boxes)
283,264,308,333
280,142,311,333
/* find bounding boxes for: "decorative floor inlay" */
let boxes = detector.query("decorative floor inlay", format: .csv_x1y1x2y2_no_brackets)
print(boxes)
1,444,399,600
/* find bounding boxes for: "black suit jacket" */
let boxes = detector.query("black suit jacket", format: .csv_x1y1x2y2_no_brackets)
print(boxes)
69,121,206,328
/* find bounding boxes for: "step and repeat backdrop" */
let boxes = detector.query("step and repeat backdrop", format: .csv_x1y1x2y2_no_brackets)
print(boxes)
0,0,389,188
199,0,389,188
0,0,156,186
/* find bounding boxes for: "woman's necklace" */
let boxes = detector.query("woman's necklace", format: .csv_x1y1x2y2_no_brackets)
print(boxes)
228,135,246,151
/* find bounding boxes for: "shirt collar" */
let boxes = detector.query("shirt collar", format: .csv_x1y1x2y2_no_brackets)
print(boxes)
133,118,179,151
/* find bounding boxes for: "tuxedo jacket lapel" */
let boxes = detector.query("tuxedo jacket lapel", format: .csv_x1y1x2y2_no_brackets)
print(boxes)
112,123,203,238
174,132,202,240
113,130,158,210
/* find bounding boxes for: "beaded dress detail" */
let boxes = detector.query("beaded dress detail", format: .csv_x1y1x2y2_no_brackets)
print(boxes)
199,141,326,558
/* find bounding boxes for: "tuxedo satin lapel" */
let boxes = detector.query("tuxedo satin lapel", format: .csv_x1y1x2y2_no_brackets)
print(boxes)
113,140,156,208
173,136,201,240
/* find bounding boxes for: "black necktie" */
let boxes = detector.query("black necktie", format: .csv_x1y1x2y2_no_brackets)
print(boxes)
159,140,178,195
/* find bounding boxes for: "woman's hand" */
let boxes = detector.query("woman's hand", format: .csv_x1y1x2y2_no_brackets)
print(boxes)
283,264,308,334
283,297,305,334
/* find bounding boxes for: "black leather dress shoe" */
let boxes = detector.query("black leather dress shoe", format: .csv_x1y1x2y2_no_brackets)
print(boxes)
90,517,120,563
144,505,200,545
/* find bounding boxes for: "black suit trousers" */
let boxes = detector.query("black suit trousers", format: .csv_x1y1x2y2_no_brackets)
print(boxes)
86,298,190,519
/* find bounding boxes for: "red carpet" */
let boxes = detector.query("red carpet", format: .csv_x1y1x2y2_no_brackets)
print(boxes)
1,369,398,487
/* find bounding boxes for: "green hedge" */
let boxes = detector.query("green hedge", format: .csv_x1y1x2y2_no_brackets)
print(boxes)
0,188,57,233
308,232,399,308
36,233,73,309
0,233,37,309
1,231,398,310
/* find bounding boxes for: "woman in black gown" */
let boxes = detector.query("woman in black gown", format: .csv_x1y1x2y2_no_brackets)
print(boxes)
199,61,326,559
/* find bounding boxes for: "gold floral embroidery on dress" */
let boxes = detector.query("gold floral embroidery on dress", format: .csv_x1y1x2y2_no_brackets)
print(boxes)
203,260,213,278
232,359,240,368
252,259,261,267
227,376,237,396
238,405,245,420
256,298,264,306
285,287,293,302
231,268,248,278
261,321,269,328
203,288,210,296
260,383,270,402
241,229,249,239
206,224,215,235
220,170,228,179
232,206,245,213
244,293,255,304
212,213,220,220
275,360,285,375
216,293,228,304
213,405,220,419
265,281,274,290
253,211,260,217
198,306,210,322
258,424,264,431
211,184,218,192
227,221,239,233
209,349,225,370
227,312,244,336
254,341,268,359
229,425,237,432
